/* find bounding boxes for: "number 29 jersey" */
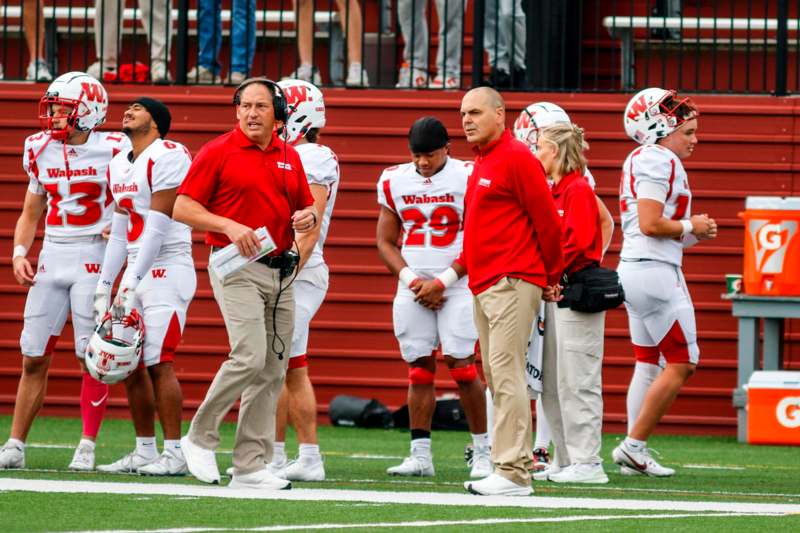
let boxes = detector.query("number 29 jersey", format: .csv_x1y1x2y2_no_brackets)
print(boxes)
23,130,130,238
619,144,692,267
377,157,470,273
108,139,193,261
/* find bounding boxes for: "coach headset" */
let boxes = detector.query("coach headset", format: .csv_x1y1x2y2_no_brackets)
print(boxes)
231,76,297,359
232,77,289,123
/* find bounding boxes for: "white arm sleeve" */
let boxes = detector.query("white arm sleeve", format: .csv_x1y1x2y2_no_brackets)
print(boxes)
98,212,129,288
121,210,171,288
637,180,668,203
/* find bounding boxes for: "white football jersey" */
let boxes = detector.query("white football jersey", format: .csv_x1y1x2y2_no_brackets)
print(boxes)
108,139,193,261
23,130,130,238
295,143,339,271
377,157,471,273
619,144,692,266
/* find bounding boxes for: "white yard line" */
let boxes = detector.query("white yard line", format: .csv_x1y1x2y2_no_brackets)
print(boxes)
2,478,800,515
683,464,746,471
56,512,783,533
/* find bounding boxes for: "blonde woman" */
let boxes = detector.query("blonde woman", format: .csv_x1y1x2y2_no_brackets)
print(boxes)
534,123,608,484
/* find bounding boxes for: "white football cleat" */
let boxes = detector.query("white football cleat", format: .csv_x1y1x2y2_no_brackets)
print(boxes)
612,443,676,477
468,446,493,479
386,455,434,477
464,473,532,496
284,456,325,482
97,450,158,473
229,467,291,490
532,463,562,481
0,441,25,469
138,449,188,476
548,463,609,484
68,442,95,471
619,465,644,476
266,456,288,478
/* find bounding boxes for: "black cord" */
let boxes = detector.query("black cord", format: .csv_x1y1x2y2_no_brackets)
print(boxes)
270,135,295,360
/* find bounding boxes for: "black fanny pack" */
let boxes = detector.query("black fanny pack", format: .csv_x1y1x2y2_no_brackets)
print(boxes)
557,264,625,313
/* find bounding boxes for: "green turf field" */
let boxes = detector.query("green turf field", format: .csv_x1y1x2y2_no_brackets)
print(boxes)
0,415,798,532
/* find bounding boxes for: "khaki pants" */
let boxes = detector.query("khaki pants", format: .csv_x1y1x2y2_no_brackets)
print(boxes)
188,262,293,475
95,0,172,70
474,277,541,486
541,305,605,465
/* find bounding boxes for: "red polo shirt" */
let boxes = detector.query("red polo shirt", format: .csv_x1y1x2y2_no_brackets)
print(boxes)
177,126,314,252
462,130,564,294
551,168,603,275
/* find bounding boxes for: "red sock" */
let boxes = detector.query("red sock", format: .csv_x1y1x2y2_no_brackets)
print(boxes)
80,373,108,438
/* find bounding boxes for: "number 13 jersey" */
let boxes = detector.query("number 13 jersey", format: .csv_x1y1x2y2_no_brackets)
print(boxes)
23,130,130,238
377,157,471,273
619,144,692,267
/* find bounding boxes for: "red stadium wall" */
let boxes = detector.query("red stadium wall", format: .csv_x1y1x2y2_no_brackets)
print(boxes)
1,85,799,436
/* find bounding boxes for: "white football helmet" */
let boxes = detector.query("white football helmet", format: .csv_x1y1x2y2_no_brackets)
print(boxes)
513,102,571,153
39,71,108,140
84,310,145,385
624,87,698,145
277,79,326,144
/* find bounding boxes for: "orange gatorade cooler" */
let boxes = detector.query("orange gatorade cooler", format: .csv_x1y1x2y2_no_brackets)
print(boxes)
747,371,800,445
740,196,800,295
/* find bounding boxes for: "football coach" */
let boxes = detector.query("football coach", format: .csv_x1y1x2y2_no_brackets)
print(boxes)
460,87,564,496
173,78,317,490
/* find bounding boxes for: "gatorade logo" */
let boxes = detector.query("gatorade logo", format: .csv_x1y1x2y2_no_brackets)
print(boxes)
749,219,798,273
776,396,800,428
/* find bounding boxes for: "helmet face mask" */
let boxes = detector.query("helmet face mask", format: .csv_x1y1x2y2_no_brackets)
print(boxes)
513,102,570,154
84,310,145,385
39,71,108,140
624,88,698,145
276,79,326,144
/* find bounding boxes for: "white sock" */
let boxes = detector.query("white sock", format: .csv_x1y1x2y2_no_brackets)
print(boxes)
135,437,158,459
78,438,95,451
164,439,182,456
7,438,24,449
298,443,321,460
626,361,662,434
624,436,646,452
471,433,490,449
533,398,552,450
411,438,432,457
485,388,494,447
272,441,287,463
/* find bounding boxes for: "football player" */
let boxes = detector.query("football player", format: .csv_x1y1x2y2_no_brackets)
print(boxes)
377,117,491,479
93,98,196,475
268,79,339,482
503,101,614,475
613,88,717,476
0,72,127,472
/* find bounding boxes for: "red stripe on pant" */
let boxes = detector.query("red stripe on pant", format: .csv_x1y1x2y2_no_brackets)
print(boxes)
289,354,308,370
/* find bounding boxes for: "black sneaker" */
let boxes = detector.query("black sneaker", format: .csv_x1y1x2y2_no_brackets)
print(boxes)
489,68,511,89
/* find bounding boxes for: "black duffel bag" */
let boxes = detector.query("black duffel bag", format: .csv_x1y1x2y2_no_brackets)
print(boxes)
329,395,393,429
557,265,625,313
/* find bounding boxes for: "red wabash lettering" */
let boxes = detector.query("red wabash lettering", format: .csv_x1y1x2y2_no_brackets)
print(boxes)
84,263,101,273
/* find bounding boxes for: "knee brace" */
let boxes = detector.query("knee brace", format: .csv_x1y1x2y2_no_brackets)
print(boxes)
448,363,478,383
408,366,435,385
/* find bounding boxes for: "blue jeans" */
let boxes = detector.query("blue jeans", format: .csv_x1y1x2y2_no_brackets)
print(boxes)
197,0,256,74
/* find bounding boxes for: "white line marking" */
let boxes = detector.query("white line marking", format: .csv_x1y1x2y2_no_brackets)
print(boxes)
56,512,784,533
683,464,746,471
3,478,800,514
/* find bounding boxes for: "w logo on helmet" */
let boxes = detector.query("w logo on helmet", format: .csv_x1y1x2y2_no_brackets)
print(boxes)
282,84,311,105
626,95,648,121
81,82,105,102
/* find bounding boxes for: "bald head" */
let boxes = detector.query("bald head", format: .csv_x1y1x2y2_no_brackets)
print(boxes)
461,87,506,147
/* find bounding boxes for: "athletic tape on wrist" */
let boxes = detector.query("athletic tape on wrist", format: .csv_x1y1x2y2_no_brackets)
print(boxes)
680,219,693,237
12,245,27,259
435,267,459,289
399,267,419,287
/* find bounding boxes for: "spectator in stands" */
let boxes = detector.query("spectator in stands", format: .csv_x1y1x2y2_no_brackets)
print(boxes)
532,122,609,485
88,0,172,84
484,0,525,88
396,0,466,89
460,87,563,496
283,0,369,87
187,0,256,85
0,0,52,81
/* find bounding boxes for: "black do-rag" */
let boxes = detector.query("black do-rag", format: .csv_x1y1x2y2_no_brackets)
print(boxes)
408,116,449,153
134,97,171,138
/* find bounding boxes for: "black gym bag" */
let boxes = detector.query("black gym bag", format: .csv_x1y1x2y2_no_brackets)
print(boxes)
557,265,625,313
